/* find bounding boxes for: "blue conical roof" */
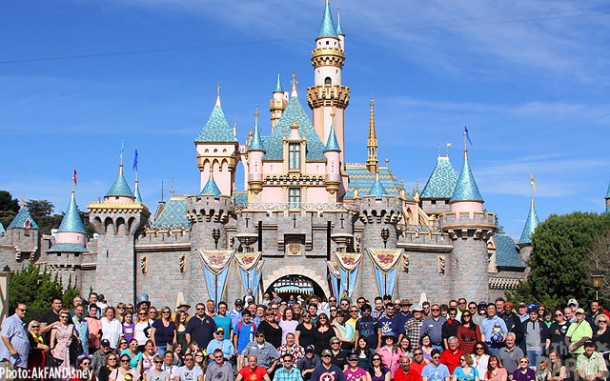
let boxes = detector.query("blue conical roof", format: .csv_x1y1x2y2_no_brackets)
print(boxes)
450,153,483,202
336,11,344,35
200,175,221,199
274,74,283,93
194,96,238,143
58,192,86,234
249,119,265,152
605,180,610,199
421,156,458,199
317,0,338,39
7,207,39,230
368,175,388,200
134,182,143,203
106,165,134,197
0,223,5,236
518,199,540,245
324,123,341,152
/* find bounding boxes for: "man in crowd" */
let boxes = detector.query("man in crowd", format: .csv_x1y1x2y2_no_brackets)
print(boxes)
405,304,425,349
378,303,402,347
206,327,236,364
502,302,525,352
0,302,30,375
40,297,62,341
91,339,112,378
310,349,346,381
372,297,385,320
186,302,217,349
495,298,506,319
566,308,593,357
456,299,468,321
576,341,608,381
498,332,524,376
398,299,413,337
411,348,428,375
206,299,216,317
273,353,304,381
356,304,378,349
206,348,234,381
242,331,279,372
214,301,233,340
85,303,102,354
174,353,204,381
517,303,529,323
421,304,446,351
395,355,422,381
237,355,271,381
441,308,460,350
235,310,257,365
72,303,89,355
469,302,483,326
297,345,321,381
522,305,550,366
279,333,305,365
439,336,463,374
422,349,450,381
229,299,245,328
481,304,507,356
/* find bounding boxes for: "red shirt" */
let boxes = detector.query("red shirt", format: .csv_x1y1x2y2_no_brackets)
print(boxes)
394,368,422,381
239,366,268,381
410,360,427,376
440,349,464,374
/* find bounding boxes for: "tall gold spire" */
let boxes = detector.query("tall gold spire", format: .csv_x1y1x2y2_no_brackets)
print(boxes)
365,98,379,174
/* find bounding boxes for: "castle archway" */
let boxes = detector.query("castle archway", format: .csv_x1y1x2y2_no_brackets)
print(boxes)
265,274,326,300
262,267,330,299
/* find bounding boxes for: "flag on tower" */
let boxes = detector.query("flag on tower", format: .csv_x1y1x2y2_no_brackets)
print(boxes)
464,126,473,146
530,173,536,193
133,148,139,172
120,139,125,164
73,169,77,186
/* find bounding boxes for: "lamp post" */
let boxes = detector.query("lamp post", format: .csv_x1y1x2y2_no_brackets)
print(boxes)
381,228,389,249
212,228,220,250
592,267,603,301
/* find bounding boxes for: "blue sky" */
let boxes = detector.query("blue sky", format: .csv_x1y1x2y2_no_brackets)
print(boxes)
2,0,610,238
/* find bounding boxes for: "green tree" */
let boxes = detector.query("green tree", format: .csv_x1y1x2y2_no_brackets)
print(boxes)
25,199,62,235
508,212,610,309
584,231,610,306
0,190,20,228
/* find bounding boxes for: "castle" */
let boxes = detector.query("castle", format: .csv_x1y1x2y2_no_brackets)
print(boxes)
0,1,544,308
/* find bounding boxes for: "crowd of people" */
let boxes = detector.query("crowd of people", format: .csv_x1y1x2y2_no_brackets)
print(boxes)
1,292,609,381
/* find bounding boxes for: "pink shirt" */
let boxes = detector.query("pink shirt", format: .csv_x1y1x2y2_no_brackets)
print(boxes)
85,317,102,350
377,346,401,376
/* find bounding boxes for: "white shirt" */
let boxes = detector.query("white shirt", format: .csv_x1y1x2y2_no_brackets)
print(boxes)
101,317,123,348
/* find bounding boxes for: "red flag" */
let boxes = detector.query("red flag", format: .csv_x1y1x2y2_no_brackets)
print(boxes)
73,169,77,186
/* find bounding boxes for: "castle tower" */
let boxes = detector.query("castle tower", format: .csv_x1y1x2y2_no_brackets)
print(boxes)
605,180,610,214
194,88,240,196
2,201,39,264
324,120,343,201
517,194,540,263
440,135,495,301
307,0,350,164
336,7,345,50
88,160,150,304
365,99,379,174
420,153,458,217
269,74,288,130
247,110,265,200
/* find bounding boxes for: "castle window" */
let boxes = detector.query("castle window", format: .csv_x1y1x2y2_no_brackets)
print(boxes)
325,77,332,86
289,143,301,170
289,188,301,207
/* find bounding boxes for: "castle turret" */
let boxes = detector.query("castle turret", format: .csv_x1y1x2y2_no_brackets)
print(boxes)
517,178,541,264
187,179,233,251
247,110,265,198
269,74,288,130
420,154,458,216
365,99,379,174
324,120,342,200
194,87,240,197
336,7,345,50
605,180,610,214
440,133,495,301
2,202,39,263
307,0,350,164
89,159,150,304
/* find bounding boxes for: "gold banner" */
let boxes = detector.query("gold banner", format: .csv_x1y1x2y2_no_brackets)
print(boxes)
234,251,262,271
367,248,403,273
327,261,340,278
334,252,363,272
198,249,234,274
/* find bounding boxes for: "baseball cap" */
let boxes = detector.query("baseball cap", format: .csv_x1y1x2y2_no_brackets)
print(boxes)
519,302,527,307
575,308,585,315
348,353,359,361
478,301,488,308
305,345,315,353
100,339,111,347
321,349,332,357
412,304,423,312
215,327,225,334
400,299,412,306
568,298,579,307
235,299,244,306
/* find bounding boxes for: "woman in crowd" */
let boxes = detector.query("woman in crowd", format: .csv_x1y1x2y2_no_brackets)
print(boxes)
279,308,299,345
420,335,434,363
121,339,143,374
332,311,355,352
98,353,119,381
355,337,374,370
150,307,176,355
71,354,94,381
144,354,170,381
329,307,338,321
172,342,184,366
27,320,48,376
262,293,271,307
452,354,479,381
134,309,150,352
484,355,507,381
257,309,283,348
51,310,78,374
512,356,535,381
536,357,549,381
163,350,178,379
109,353,140,381
122,311,135,344
116,303,126,323
397,337,413,359
368,354,391,381
140,340,157,375
471,342,490,379
345,353,371,381
376,334,400,376
296,311,315,349
547,351,566,381
102,307,123,351
457,312,481,354
117,339,129,355
312,313,333,356
593,314,610,359
174,311,189,351
194,351,206,372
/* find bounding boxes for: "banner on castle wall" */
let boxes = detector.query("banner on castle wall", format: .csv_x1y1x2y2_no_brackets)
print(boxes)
235,251,262,271
236,251,264,297
335,252,362,297
198,250,234,304
367,249,402,297
327,261,340,297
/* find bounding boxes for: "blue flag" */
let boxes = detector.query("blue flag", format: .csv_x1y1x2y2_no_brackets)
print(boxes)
133,148,139,172
120,139,125,163
464,126,473,146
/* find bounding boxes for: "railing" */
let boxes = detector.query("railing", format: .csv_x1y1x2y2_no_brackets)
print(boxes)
235,202,356,212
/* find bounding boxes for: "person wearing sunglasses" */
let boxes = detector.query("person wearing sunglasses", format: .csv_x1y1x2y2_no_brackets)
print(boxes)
421,305,446,352
368,354,391,381
205,348,233,381
144,353,169,381
173,354,203,381
394,355,421,381
99,353,119,381
50,311,78,374
241,331,280,372
110,353,141,381
511,356,534,381
311,349,347,381
422,349,449,381
593,315,610,358
451,355,479,381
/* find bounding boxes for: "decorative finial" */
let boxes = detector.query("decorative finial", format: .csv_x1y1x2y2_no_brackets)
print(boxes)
233,118,237,138
385,156,389,165
161,180,164,202
254,105,259,122
446,142,452,157
215,82,221,107
170,175,175,196
291,73,298,97
437,142,441,158
530,173,536,200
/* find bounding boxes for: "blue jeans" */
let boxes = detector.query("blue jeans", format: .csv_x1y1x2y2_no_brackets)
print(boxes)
527,349,543,367
156,345,166,356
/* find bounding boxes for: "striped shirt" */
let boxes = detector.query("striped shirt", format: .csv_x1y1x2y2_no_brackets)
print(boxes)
274,367,304,381
0,314,30,368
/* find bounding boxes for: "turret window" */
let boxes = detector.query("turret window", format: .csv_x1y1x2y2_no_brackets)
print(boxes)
325,77,332,85
289,188,301,207
289,143,301,170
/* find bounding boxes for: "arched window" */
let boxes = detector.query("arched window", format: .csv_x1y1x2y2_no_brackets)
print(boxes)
325,77,332,86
